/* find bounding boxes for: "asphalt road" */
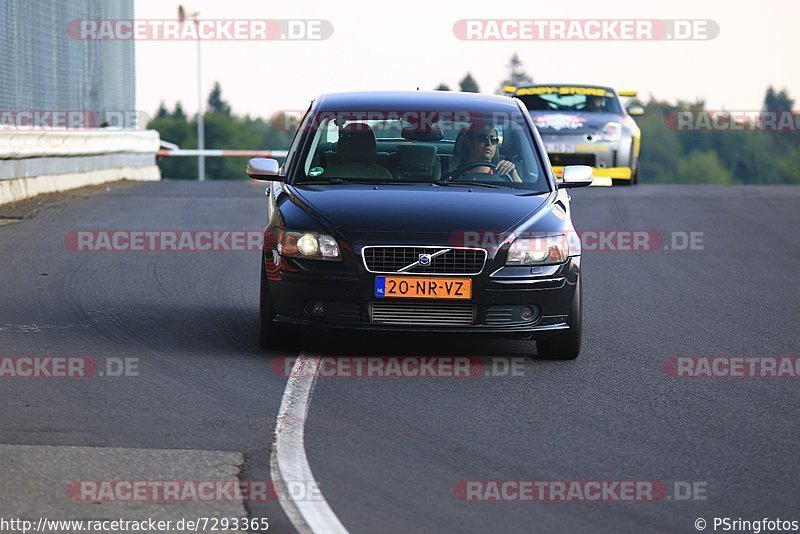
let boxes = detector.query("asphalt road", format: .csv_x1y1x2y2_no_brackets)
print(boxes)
1,180,799,533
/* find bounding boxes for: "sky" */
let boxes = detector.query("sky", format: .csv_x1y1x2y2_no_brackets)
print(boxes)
134,0,798,120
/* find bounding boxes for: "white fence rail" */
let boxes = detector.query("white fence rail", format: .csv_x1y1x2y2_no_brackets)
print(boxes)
0,130,161,205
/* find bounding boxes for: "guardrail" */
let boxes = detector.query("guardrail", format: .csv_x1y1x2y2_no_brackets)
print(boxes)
0,130,159,160
156,149,288,158
0,129,161,205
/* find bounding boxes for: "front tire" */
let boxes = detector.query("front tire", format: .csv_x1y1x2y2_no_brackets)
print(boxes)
535,277,582,360
259,257,295,351
628,144,639,185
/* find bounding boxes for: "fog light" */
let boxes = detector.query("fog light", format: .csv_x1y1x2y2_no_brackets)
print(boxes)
311,302,325,316
521,306,534,320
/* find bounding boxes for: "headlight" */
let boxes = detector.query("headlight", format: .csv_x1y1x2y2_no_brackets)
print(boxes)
601,122,622,142
506,234,569,265
278,231,341,260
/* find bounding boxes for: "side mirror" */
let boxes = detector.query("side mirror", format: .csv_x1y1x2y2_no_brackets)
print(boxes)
627,104,645,117
559,165,594,188
247,158,281,180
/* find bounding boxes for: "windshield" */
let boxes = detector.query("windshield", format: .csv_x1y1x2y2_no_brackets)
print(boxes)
516,86,622,114
295,109,548,191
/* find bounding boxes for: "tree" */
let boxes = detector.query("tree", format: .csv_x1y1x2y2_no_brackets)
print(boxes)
676,150,734,184
764,86,794,112
172,102,186,120
637,99,683,183
148,98,296,180
459,73,480,93
776,148,800,184
496,53,533,94
155,101,169,119
763,86,799,154
434,83,451,91
207,81,232,116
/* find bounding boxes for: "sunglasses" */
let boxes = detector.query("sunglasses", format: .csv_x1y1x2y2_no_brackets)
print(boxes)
469,134,500,145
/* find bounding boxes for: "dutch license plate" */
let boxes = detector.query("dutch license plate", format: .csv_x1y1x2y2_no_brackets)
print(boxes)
375,276,472,299
545,143,576,153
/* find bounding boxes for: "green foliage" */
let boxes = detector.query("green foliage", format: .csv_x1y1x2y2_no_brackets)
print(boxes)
148,82,799,184
636,101,681,183
147,84,295,180
459,73,480,93
207,82,232,116
776,148,800,184
155,101,169,119
764,86,794,112
676,150,734,184
636,89,799,184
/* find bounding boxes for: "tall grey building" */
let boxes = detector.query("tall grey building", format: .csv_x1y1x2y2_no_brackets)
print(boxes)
0,0,136,126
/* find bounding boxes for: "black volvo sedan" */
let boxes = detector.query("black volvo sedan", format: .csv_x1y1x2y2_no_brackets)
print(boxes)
247,91,593,359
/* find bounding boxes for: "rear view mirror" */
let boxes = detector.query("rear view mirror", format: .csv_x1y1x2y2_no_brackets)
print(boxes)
559,165,594,188
247,158,281,180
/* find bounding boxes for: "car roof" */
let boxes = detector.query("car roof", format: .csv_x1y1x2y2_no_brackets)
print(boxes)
315,91,522,112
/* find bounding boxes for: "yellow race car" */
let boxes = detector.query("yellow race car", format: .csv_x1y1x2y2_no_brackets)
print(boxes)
509,84,643,186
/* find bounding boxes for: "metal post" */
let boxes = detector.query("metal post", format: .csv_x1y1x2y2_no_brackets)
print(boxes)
195,19,205,182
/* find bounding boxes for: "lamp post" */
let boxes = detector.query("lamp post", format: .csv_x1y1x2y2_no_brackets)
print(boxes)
178,5,205,181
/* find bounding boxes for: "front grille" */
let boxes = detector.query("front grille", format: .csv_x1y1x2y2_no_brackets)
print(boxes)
363,246,486,275
549,153,596,166
371,301,474,326
484,306,515,325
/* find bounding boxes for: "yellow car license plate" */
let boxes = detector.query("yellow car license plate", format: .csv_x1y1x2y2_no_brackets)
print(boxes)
375,276,472,299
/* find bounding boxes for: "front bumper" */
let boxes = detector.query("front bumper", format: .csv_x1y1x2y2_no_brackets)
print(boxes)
552,165,632,187
542,133,633,186
265,253,580,336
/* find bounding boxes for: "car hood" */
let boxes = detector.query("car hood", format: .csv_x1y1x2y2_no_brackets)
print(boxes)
530,111,621,135
287,184,549,237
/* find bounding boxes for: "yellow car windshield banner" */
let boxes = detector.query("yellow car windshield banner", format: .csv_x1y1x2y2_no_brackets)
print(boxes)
516,86,612,97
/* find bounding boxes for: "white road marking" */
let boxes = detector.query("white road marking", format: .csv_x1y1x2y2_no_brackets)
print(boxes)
270,354,348,534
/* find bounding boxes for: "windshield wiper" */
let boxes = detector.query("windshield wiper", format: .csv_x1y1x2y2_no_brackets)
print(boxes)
299,178,397,185
515,190,550,196
434,180,501,189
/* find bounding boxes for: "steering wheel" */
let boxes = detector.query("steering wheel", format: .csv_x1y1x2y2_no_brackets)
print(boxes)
450,161,513,182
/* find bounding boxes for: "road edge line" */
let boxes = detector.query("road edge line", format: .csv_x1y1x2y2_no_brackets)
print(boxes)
270,354,349,534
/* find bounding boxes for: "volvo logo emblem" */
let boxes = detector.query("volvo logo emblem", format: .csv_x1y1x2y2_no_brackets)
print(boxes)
418,253,432,266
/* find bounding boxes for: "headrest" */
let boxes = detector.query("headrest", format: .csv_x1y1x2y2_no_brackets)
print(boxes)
338,123,378,165
395,145,437,172
401,125,444,142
